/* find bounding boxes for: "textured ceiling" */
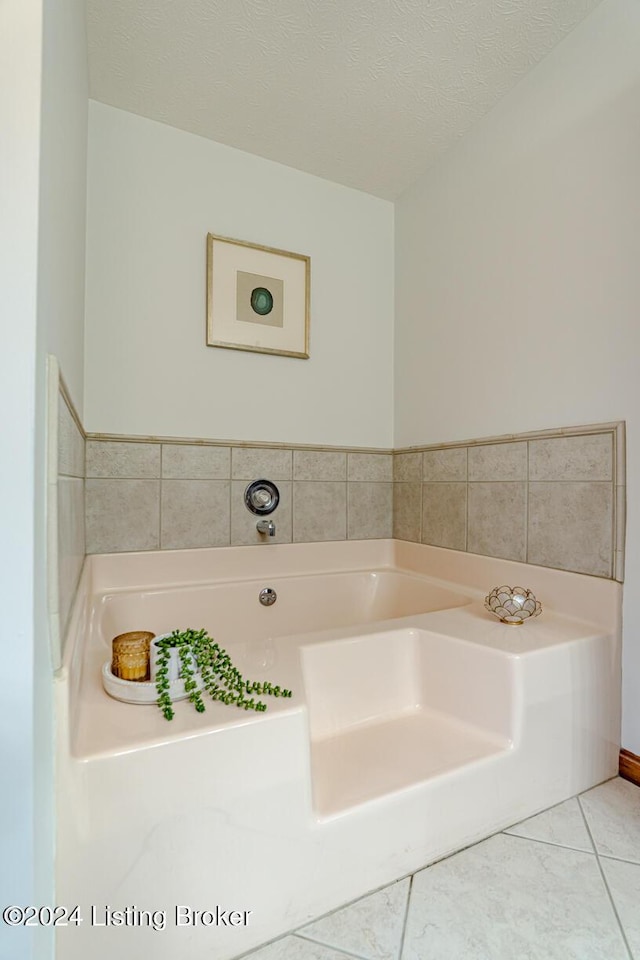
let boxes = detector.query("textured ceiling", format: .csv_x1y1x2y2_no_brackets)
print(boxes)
87,0,601,199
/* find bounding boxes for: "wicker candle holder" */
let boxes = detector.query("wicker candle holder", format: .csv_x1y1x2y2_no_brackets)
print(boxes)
111,631,155,681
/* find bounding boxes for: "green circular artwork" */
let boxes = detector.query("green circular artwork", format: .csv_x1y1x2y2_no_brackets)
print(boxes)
250,287,274,316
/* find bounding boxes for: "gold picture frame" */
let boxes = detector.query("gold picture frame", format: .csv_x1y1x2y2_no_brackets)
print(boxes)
206,233,310,359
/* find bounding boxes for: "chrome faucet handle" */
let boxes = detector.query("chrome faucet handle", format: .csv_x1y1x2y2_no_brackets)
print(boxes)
256,519,276,537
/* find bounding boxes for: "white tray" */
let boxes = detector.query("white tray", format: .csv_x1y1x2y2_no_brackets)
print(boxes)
101,661,204,705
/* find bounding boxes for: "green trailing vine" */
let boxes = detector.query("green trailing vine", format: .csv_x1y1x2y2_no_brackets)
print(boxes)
154,628,292,721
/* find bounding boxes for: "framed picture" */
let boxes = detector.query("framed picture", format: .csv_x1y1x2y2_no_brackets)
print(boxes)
206,233,310,359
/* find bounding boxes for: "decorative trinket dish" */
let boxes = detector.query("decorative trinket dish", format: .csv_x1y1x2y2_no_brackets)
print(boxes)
101,662,203,705
485,585,542,625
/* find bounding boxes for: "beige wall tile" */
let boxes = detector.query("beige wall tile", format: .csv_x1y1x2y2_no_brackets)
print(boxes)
161,480,230,549
528,482,613,577
423,448,467,482
348,482,393,540
162,444,230,479
58,476,85,634
421,482,466,550
468,442,527,481
293,450,346,481
58,396,85,478
393,483,422,542
78,423,622,576
528,434,613,481
86,479,160,553
231,447,292,480
231,480,292,546
86,440,160,478
393,452,422,482
467,482,526,561
293,482,346,542
347,453,393,481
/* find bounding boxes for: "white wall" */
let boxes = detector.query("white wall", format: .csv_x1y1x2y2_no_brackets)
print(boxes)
84,103,394,447
39,0,88,416
0,3,87,958
0,3,42,958
34,4,88,953
395,0,640,753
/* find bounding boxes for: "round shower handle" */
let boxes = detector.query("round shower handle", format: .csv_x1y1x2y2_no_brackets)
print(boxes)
244,479,280,516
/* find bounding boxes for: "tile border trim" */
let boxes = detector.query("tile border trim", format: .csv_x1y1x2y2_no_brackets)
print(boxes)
59,370,85,439
394,421,625,454
47,356,61,671
86,432,393,455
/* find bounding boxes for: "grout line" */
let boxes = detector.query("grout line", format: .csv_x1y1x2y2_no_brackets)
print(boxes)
345,478,349,540
397,874,414,960
577,796,634,960
598,852,640,867
293,932,372,960
501,830,595,856
575,795,602,858
464,447,469,553
291,479,297,543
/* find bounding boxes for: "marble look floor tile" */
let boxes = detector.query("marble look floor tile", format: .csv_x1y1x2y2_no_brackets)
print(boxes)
579,777,640,863
402,834,628,960
600,856,640,959
504,798,593,853
300,879,410,960
244,935,359,960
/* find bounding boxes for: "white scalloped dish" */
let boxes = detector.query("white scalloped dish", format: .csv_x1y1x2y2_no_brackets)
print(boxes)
101,661,204,705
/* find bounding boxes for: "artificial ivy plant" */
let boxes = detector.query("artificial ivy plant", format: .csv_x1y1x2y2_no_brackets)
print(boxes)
154,628,292,721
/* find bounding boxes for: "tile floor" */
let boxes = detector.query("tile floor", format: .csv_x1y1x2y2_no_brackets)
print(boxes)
241,777,640,960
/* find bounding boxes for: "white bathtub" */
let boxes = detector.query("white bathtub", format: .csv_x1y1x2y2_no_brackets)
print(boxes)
56,540,621,960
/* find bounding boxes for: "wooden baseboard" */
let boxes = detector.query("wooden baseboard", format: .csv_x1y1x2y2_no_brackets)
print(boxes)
619,749,640,786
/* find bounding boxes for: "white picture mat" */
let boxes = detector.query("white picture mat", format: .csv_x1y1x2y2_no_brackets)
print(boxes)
210,239,307,352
